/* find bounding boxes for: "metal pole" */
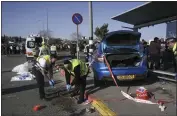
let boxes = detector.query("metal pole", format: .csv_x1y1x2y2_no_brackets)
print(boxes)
89,1,93,63
42,21,45,31
46,8,49,44
77,25,79,59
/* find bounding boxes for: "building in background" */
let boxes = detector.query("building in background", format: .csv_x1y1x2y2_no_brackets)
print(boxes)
166,20,177,38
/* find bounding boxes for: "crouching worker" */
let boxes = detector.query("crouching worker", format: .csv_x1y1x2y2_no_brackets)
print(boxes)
63,59,89,104
33,54,57,100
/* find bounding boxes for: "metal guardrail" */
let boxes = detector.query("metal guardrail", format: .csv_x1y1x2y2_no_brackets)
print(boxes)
149,69,176,83
157,76,176,82
150,70,176,76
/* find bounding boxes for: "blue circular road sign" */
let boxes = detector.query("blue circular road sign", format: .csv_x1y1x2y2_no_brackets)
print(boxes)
72,13,83,25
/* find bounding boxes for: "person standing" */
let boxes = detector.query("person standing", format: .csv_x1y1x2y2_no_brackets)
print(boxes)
50,44,57,56
10,45,13,54
16,45,20,54
169,38,177,72
39,41,50,56
149,37,161,70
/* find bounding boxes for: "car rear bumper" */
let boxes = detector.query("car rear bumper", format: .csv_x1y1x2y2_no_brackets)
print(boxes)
94,66,148,81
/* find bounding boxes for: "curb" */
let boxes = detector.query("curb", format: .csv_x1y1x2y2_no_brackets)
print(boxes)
86,93,117,116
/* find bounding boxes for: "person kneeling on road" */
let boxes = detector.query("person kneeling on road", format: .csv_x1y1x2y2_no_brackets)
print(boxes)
63,59,89,104
33,54,57,100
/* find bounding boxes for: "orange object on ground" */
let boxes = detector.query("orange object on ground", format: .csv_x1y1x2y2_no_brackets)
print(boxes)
33,105,42,111
136,87,149,100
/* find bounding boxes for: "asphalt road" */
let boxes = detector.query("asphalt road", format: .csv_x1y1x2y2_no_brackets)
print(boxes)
2,52,176,116
1,54,98,116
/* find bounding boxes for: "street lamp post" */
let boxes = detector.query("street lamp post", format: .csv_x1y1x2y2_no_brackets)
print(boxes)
89,1,93,64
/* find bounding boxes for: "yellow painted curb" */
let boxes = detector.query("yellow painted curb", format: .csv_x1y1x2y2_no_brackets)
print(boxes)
91,100,117,116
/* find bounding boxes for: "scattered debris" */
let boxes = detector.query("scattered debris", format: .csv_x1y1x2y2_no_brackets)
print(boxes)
86,106,95,113
84,100,91,105
33,105,46,111
121,90,157,104
136,87,149,100
158,101,166,112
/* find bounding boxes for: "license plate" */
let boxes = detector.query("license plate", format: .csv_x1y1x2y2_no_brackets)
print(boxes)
117,75,135,80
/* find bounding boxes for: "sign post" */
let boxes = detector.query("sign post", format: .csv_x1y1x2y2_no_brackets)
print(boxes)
72,13,83,59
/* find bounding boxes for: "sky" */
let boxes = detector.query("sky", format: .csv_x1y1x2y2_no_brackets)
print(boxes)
2,1,166,40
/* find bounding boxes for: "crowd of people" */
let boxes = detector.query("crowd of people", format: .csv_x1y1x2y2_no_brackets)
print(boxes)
1,44,26,55
141,37,177,72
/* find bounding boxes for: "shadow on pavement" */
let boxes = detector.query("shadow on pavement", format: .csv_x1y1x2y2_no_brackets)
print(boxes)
101,71,160,87
84,71,161,96
1,70,12,73
2,80,63,95
68,109,86,116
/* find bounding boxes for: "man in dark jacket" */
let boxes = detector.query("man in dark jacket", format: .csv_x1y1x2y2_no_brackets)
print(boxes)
149,37,161,69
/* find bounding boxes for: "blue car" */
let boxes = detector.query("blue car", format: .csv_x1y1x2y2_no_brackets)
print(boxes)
91,30,148,86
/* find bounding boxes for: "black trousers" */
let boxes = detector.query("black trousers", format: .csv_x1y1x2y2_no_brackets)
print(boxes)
149,54,160,70
32,67,45,98
64,69,87,101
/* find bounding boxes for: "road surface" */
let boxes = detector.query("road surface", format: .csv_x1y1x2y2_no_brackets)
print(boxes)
2,52,176,116
1,54,98,116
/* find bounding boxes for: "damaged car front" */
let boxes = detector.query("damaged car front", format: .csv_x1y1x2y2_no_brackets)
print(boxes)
91,30,148,86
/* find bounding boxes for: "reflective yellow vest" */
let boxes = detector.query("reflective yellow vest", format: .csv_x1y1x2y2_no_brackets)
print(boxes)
173,42,177,56
37,55,51,65
40,45,49,55
67,59,89,77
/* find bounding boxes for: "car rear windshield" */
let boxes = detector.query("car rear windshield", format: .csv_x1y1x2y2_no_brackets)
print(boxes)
106,34,139,46
27,41,35,48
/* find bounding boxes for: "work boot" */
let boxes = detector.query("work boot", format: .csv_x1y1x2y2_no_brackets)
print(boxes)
40,94,46,100
77,99,85,104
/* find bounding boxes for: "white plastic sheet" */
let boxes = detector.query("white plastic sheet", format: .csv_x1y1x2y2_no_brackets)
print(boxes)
11,62,35,81
11,72,35,81
12,62,29,74
121,90,157,105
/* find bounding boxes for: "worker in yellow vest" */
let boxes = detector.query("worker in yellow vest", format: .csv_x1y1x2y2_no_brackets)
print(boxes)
39,39,50,56
169,38,177,73
63,59,89,104
50,44,57,55
33,54,57,100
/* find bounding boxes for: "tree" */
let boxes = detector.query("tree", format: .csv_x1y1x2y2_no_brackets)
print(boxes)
70,32,83,41
94,23,109,40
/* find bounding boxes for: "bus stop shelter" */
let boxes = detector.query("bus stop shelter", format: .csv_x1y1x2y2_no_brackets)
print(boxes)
111,1,177,80
111,1,177,31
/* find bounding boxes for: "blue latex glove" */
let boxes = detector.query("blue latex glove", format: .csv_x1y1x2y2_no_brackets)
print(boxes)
66,84,71,91
51,79,55,84
49,80,55,87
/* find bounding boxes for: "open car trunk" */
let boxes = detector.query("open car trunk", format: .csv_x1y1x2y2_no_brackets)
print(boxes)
106,53,141,67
